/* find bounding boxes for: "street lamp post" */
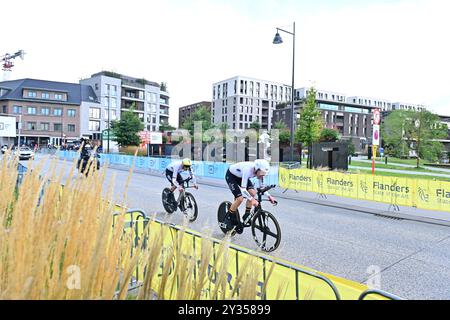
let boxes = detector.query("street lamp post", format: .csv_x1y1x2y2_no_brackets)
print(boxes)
273,22,296,162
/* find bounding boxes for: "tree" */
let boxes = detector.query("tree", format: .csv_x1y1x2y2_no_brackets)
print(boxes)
294,87,323,168
159,123,176,132
382,110,410,158
110,107,144,147
383,109,447,167
272,120,290,145
181,106,214,141
319,128,340,142
249,121,261,130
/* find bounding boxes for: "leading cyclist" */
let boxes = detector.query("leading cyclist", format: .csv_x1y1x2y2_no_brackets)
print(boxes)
165,158,198,193
224,159,276,234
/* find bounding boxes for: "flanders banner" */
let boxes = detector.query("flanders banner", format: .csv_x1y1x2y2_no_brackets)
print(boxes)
279,167,450,212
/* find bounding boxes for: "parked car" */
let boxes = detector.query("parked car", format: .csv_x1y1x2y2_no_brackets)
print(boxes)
1,145,8,154
14,146,35,160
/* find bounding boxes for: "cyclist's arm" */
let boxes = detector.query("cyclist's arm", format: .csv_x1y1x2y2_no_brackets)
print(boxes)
240,168,255,200
189,168,197,185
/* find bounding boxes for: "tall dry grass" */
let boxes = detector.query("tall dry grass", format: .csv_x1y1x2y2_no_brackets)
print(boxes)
0,151,283,300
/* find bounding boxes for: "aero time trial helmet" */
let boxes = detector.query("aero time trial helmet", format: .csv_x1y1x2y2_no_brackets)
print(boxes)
254,159,270,175
182,158,192,168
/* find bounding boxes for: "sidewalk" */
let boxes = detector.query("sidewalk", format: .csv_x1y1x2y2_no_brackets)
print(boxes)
104,161,450,227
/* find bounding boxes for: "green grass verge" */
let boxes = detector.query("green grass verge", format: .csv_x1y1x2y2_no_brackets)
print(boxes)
351,161,450,175
349,168,450,182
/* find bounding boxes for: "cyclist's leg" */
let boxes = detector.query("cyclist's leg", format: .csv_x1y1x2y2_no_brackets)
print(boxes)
225,170,244,230
243,180,256,223
165,169,176,192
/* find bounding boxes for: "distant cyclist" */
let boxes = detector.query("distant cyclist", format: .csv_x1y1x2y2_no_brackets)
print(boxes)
165,158,198,193
225,159,276,234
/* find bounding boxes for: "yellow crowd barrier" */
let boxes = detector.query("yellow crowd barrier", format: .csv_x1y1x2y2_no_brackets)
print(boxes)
279,167,450,212
116,208,399,300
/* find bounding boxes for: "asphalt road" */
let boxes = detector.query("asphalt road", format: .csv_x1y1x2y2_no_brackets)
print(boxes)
25,154,450,300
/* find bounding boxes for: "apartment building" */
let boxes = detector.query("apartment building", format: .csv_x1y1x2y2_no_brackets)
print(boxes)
0,78,98,147
274,87,376,152
178,101,211,127
212,76,291,130
80,71,170,134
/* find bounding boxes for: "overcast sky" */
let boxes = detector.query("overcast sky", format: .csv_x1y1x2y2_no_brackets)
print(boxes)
3,0,450,125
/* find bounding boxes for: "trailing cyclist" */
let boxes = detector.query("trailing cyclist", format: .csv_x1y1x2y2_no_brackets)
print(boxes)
224,159,276,234
165,158,198,194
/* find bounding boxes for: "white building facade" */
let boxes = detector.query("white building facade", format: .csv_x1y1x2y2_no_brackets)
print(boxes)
80,71,170,135
212,76,291,130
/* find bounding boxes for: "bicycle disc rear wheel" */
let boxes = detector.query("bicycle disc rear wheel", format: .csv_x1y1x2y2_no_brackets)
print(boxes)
251,210,281,252
162,188,177,214
218,201,238,235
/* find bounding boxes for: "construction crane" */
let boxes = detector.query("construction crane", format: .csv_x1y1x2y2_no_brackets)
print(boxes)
1,50,25,71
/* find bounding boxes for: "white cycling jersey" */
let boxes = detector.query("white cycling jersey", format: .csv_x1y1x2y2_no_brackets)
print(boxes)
228,162,271,199
166,161,196,186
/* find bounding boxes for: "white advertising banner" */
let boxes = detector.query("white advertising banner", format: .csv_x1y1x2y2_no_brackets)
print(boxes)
150,132,163,144
0,116,16,137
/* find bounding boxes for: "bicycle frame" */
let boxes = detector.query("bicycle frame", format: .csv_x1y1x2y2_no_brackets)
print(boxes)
174,180,196,211
242,185,277,226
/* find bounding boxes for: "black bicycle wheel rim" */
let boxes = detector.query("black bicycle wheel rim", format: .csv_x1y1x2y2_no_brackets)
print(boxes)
251,210,281,252
184,193,198,222
162,188,176,213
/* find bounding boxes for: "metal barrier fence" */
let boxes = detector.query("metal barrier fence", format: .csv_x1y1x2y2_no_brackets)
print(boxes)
119,208,402,300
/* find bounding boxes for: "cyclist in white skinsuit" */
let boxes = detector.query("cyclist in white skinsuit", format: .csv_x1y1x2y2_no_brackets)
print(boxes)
225,159,276,233
165,158,198,193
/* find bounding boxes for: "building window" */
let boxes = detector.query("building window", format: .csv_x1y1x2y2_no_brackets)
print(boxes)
41,123,50,131
53,108,62,116
89,108,100,119
89,120,100,131
106,84,111,95
27,107,37,115
54,123,62,131
102,97,109,107
41,92,50,99
68,124,76,132
55,94,63,100
41,107,50,115
111,97,117,108
27,122,37,130
2,105,7,113
68,109,76,117
27,91,37,98
13,105,22,114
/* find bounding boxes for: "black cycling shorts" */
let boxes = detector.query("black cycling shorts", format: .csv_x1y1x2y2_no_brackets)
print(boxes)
166,169,185,187
225,169,254,199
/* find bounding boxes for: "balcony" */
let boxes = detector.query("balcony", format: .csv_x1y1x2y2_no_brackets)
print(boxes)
122,88,144,101
122,100,145,112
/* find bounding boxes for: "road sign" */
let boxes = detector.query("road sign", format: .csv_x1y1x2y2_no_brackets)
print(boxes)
372,125,380,146
102,129,116,140
380,147,384,157
373,109,381,125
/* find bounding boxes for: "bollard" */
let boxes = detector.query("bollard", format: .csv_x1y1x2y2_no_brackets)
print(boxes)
385,156,388,165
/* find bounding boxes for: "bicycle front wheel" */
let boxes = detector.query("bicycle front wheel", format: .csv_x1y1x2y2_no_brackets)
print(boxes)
183,192,198,222
251,210,281,252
